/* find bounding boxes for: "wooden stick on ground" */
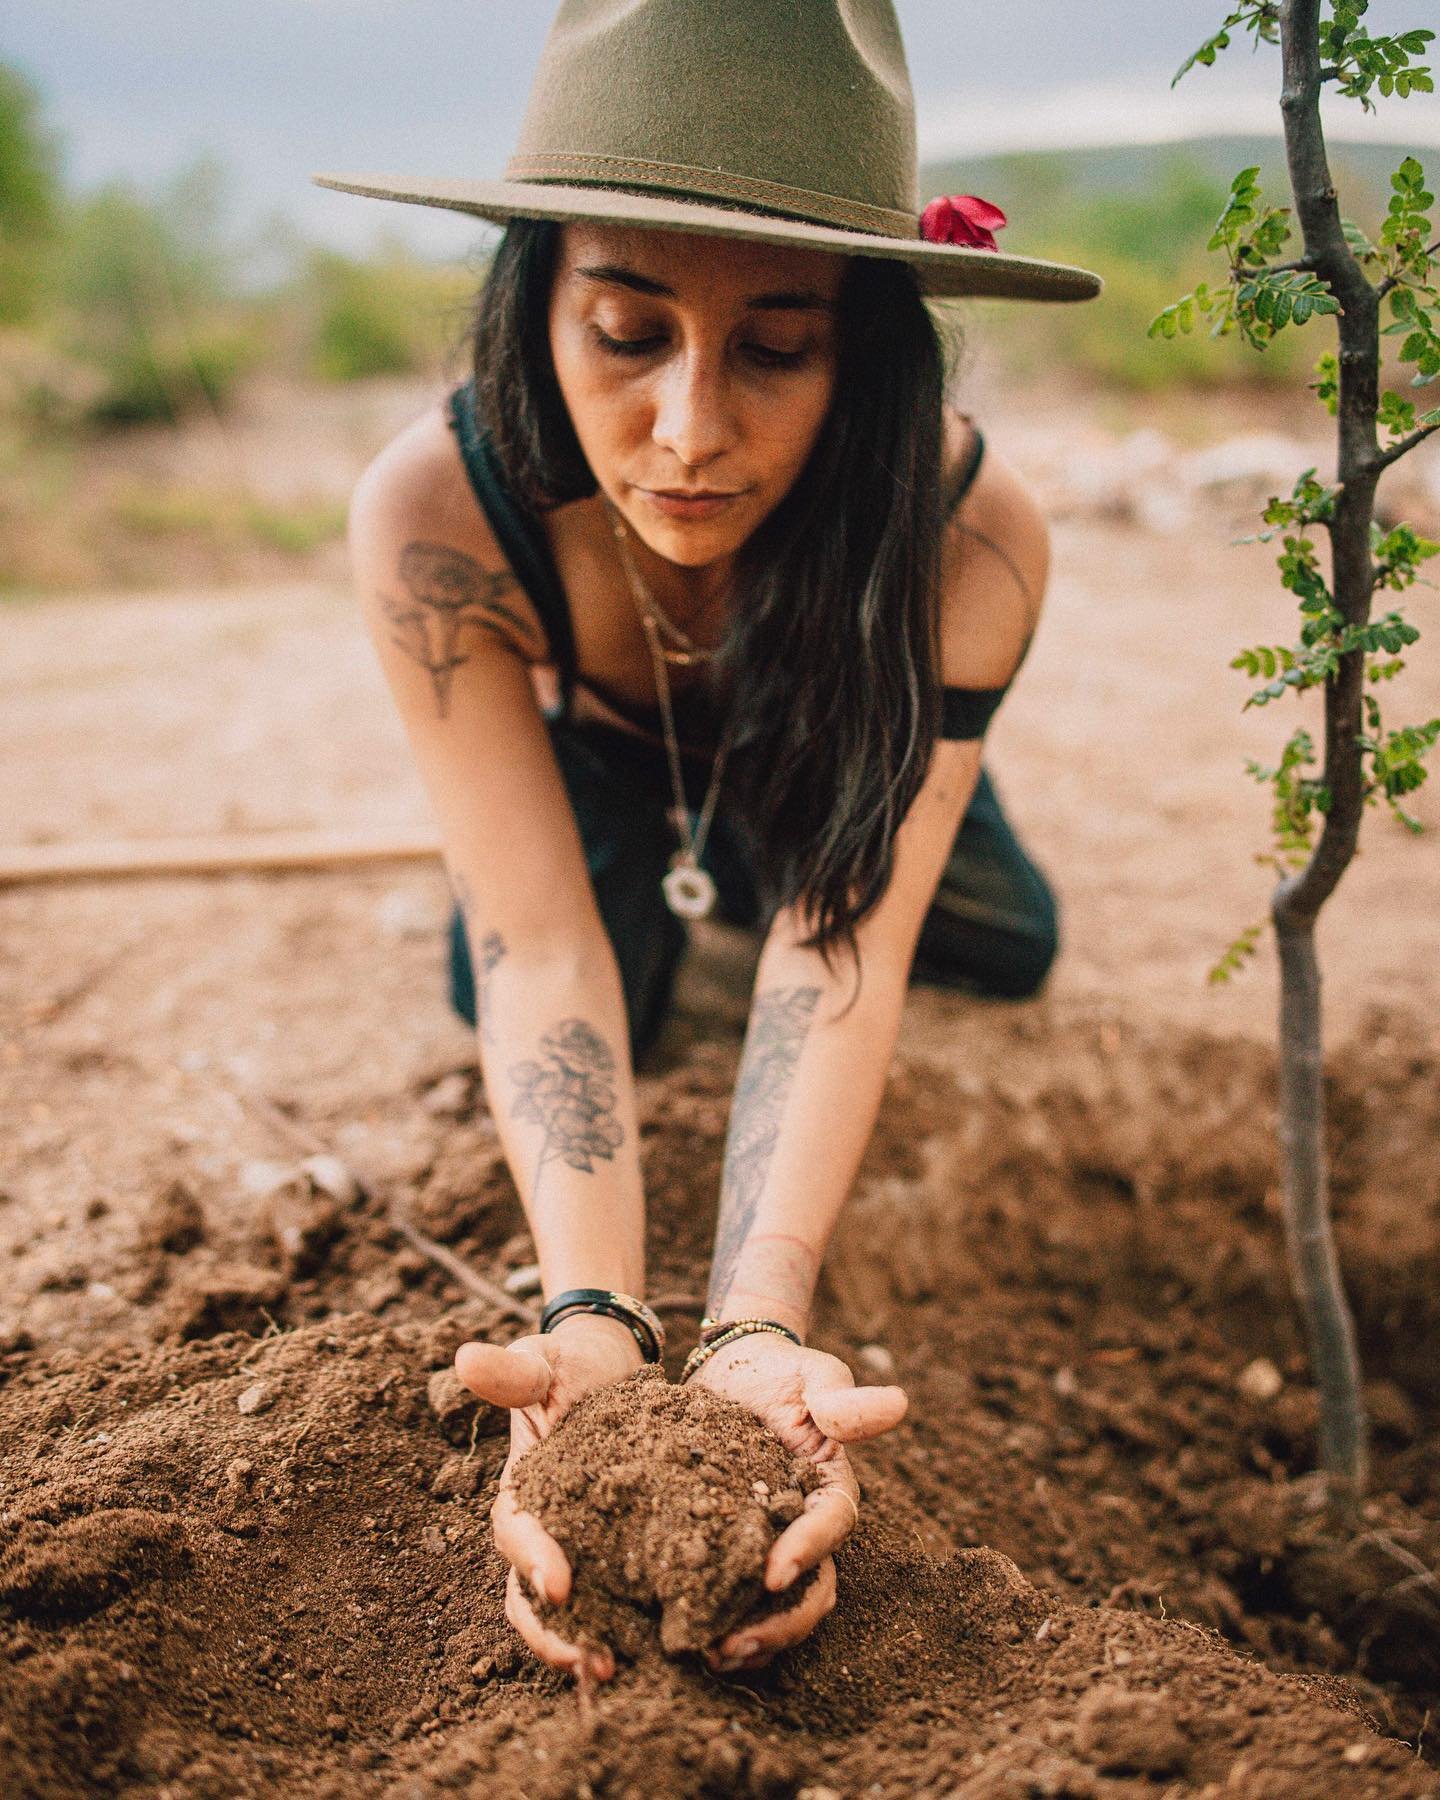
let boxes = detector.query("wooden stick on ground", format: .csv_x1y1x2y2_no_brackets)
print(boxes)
0,828,443,888
389,1209,540,1329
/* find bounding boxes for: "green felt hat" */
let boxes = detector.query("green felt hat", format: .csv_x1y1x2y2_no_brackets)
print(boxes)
313,0,1102,305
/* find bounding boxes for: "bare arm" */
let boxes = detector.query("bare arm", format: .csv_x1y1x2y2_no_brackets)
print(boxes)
348,442,645,1304
707,439,1052,1337
347,423,647,1683
693,444,1052,1675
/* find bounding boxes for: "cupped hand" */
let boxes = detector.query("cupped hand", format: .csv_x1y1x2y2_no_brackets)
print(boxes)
690,1333,908,1675
454,1312,643,1682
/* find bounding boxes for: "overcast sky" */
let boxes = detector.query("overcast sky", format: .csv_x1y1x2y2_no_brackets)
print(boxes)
6,0,1437,256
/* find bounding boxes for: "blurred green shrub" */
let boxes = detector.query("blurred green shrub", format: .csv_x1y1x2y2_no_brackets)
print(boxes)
302,239,474,381
0,64,62,325
108,482,346,552
935,149,1350,392
87,319,264,425
48,158,264,423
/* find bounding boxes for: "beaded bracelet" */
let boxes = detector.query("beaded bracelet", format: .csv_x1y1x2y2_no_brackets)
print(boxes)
539,1288,665,1364
680,1317,801,1384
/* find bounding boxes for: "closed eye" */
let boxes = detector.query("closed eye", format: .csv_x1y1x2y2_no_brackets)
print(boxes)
593,328,664,358
591,326,807,369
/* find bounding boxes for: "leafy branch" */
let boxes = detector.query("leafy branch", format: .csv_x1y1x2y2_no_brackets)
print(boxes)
1157,0,1440,1514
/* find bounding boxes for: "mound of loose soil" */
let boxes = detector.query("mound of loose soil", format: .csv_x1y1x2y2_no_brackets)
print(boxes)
1,1309,1436,1799
511,1365,821,1658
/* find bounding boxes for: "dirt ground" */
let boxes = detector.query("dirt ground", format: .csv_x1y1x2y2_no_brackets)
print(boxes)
1,371,1438,1796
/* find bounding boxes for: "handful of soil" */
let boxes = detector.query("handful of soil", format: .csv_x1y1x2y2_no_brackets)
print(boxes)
510,1366,822,1661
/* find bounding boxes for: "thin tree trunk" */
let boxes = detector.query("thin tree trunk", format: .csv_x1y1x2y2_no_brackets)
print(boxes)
1271,899,1368,1519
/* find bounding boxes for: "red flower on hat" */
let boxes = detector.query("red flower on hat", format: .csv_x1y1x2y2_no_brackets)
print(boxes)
920,194,1008,251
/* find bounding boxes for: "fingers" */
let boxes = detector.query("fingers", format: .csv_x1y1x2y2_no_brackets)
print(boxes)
765,1483,859,1591
492,1486,573,1607
505,1566,614,1683
455,1337,553,1411
803,1368,909,1443
706,1556,837,1674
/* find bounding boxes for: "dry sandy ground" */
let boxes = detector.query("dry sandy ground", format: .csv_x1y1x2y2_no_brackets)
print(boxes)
2,367,1437,1378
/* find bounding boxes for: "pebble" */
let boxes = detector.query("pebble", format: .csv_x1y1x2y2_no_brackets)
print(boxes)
1237,1357,1283,1402
299,1154,360,1206
423,1073,472,1118
503,1263,542,1298
237,1381,272,1416
238,1159,296,1199
855,1342,897,1382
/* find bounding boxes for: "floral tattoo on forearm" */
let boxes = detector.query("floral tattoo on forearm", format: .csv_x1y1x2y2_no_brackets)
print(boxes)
509,1019,625,1192
381,539,537,718
707,984,821,1313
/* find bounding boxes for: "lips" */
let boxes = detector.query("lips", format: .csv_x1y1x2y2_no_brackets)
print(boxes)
640,488,745,520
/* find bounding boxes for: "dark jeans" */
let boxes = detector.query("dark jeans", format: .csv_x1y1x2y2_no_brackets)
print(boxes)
448,716,1059,1063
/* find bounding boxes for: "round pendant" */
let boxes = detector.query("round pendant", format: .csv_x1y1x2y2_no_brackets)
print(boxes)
662,861,718,919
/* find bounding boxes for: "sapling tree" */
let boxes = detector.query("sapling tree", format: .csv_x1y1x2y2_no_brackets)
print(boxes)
1150,0,1438,1521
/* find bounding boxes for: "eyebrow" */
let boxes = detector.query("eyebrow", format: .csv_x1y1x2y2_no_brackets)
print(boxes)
574,262,837,312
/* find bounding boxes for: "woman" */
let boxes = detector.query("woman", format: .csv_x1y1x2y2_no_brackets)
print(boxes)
323,0,1100,1685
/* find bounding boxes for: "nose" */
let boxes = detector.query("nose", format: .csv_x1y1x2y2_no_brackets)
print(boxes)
650,345,735,472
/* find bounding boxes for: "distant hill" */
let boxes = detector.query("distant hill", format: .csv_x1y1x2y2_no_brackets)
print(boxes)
921,133,1426,227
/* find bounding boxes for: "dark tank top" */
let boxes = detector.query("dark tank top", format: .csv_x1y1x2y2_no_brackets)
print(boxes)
445,380,1011,750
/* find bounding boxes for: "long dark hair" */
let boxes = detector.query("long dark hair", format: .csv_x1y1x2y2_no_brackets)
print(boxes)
470,218,949,984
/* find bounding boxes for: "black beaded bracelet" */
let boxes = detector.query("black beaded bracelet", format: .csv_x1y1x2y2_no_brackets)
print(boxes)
539,1288,665,1364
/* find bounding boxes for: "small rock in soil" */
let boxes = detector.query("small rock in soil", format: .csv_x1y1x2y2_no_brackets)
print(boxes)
855,1342,897,1382
1237,1356,1283,1402
422,1073,472,1118
298,1154,361,1206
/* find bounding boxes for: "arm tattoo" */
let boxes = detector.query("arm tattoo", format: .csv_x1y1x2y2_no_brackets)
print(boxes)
452,872,508,1044
707,985,821,1312
509,1019,624,1192
380,539,536,718
476,930,506,1045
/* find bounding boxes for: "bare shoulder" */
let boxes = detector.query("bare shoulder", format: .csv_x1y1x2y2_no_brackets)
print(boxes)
347,396,547,662
937,404,1051,690
350,397,494,559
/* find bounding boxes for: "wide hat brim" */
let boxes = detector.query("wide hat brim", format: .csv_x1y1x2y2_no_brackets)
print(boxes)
311,173,1103,305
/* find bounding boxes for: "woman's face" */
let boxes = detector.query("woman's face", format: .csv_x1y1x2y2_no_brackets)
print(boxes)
548,222,846,569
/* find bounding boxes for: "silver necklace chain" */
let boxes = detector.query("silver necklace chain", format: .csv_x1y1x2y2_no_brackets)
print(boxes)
604,500,722,667
604,498,736,917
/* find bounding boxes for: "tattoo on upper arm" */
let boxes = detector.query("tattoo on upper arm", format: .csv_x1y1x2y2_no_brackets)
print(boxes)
707,985,821,1310
380,539,536,718
509,1019,624,1190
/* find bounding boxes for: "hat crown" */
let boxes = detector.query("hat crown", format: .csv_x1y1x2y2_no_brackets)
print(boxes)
507,0,920,237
